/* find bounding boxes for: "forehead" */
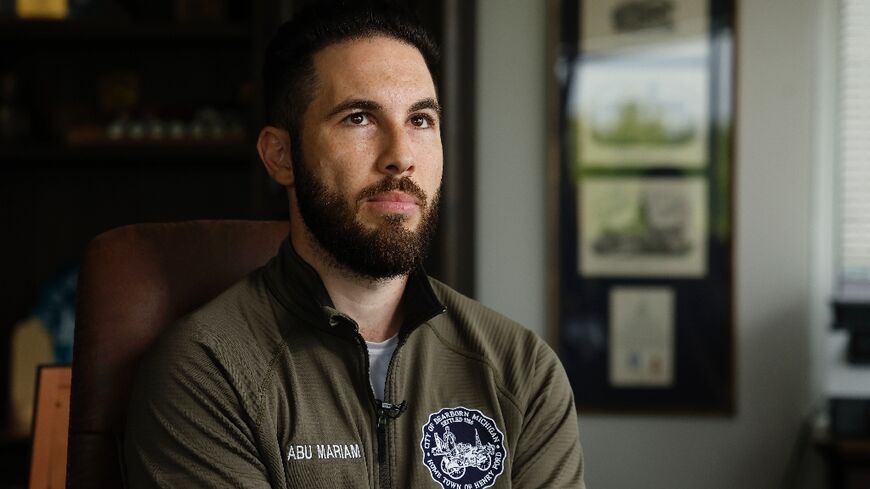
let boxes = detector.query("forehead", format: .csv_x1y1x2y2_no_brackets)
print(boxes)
310,36,437,108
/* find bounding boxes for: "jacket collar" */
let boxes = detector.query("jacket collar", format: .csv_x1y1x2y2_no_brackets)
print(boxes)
264,236,446,336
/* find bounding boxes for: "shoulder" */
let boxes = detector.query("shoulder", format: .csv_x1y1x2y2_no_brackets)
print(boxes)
426,278,565,404
180,270,283,346
137,270,286,411
427,277,539,347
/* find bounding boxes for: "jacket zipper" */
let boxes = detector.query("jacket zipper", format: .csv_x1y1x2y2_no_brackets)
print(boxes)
374,334,409,489
349,331,381,488
350,328,403,489
351,328,409,489
345,302,446,488
373,304,446,488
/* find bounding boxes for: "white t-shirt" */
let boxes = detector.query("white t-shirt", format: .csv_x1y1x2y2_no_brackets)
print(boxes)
366,335,399,401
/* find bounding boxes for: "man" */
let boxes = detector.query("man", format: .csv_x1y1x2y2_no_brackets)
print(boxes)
124,2,585,488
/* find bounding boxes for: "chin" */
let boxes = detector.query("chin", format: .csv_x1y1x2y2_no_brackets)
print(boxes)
360,212,418,228
382,214,414,226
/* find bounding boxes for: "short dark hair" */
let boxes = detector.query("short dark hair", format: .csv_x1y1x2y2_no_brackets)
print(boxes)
262,1,440,143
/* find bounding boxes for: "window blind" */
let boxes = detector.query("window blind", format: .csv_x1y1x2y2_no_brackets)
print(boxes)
840,0,870,282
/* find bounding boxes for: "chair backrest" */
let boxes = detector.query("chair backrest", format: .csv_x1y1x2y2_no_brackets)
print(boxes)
67,220,288,489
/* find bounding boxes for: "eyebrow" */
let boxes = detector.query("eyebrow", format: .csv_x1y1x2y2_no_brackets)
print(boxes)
409,98,442,118
326,97,442,119
327,99,382,118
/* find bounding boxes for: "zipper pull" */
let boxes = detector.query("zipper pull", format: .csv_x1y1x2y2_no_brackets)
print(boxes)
375,400,407,464
380,401,407,418
377,415,387,464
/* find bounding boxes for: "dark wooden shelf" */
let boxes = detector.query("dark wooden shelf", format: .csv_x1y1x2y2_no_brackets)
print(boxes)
0,18,250,43
0,6,281,483
0,141,254,166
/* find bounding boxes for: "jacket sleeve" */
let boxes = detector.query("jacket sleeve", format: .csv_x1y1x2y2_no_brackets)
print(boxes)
124,327,271,489
511,341,586,488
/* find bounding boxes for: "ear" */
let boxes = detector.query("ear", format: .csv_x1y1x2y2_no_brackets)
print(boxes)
257,126,295,186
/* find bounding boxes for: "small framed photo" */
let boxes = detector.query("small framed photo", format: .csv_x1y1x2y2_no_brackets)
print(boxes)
578,177,708,277
571,54,710,170
609,287,675,387
581,0,709,54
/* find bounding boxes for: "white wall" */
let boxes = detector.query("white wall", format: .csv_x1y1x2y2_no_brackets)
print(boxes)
476,0,828,487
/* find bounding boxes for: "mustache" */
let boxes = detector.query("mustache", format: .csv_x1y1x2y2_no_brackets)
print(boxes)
357,177,428,206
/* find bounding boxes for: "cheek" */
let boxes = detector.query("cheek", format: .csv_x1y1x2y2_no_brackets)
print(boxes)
422,146,444,193
428,165,443,194
310,133,350,167
326,124,380,156
308,136,370,189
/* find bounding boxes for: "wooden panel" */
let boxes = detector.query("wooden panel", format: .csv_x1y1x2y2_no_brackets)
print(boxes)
29,365,72,489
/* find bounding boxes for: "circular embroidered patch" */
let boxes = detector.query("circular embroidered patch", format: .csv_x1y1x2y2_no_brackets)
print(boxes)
420,406,506,489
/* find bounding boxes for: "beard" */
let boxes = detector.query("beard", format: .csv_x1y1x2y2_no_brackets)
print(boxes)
291,151,440,281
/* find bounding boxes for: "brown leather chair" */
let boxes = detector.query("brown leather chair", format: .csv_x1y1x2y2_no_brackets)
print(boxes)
67,220,289,489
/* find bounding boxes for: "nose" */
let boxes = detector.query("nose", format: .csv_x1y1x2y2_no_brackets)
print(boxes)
377,124,414,176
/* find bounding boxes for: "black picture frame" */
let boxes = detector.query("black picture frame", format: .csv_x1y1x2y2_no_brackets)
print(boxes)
547,0,736,414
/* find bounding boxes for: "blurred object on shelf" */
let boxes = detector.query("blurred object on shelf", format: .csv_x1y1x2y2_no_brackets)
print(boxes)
176,0,225,22
168,119,185,139
144,117,166,139
15,0,67,18
0,73,32,142
190,107,244,140
8,317,53,438
65,107,246,144
99,71,140,115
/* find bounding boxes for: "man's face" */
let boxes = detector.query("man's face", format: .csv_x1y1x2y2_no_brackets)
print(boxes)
292,36,443,280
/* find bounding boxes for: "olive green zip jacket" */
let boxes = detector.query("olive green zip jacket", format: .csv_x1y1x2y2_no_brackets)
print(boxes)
124,238,585,488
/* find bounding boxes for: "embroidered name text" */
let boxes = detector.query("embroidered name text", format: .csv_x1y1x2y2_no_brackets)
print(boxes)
286,444,362,462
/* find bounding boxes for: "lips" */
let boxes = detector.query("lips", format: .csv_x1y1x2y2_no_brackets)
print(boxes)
364,191,421,214
367,191,421,205
357,177,428,216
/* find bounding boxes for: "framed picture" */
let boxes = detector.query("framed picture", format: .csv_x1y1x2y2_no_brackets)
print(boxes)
579,177,708,277
609,286,675,387
547,0,735,414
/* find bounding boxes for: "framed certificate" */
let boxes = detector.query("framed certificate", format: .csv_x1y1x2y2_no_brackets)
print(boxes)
547,0,736,414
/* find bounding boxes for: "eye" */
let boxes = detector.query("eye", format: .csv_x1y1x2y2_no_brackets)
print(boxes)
345,112,371,126
410,114,434,129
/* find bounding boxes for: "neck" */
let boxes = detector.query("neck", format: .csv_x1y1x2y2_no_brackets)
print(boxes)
289,210,408,343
